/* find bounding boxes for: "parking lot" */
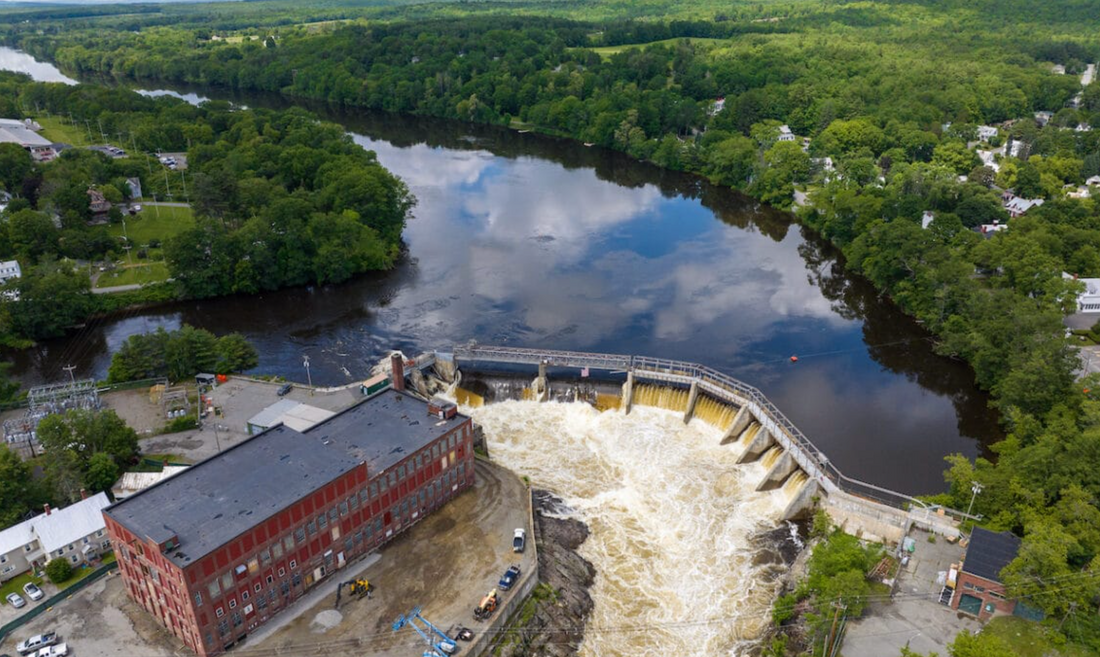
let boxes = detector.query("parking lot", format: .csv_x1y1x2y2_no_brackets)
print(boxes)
842,528,981,656
2,460,532,657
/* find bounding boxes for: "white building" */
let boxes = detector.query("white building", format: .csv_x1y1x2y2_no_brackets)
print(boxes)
0,492,112,582
1064,273,1100,312
777,125,796,142
246,399,335,435
710,97,726,116
0,191,10,213
976,149,1001,172
977,125,999,141
0,260,21,285
1004,196,1044,218
921,211,935,229
0,118,56,162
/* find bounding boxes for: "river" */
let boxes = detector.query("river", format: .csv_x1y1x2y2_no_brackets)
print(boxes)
0,47,1001,494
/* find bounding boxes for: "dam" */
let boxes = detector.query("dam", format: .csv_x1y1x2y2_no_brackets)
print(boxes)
411,345,975,545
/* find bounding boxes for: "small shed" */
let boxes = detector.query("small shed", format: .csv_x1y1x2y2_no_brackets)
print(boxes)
196,373,217,388
428,396,459,420
361,373,391,397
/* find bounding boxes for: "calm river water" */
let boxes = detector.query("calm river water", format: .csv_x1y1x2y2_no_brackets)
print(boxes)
0,47,1002,493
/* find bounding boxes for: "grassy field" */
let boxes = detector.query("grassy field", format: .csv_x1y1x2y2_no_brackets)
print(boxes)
95,261,170,288
107,205,195,248
35,115,94,147
0,571,44,607
580,36,727,59
983,617,1093,657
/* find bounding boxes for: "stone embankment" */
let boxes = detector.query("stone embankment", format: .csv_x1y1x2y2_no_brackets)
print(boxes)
492,490,595,656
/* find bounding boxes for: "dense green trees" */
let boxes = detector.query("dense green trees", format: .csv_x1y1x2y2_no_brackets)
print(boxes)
37,408,138,500
107,324,258,382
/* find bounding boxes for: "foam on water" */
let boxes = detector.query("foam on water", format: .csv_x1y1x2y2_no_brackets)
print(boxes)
467,400,792,656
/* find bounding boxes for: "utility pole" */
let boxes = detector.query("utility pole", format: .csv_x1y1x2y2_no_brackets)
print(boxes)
966,481,984,517
825,600,845,657
163,167,172,199
304,356,313,396
180,168,187,201
96,118,106,144
62,364,77,386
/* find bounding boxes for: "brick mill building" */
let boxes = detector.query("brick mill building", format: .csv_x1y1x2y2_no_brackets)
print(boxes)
104,385,474,656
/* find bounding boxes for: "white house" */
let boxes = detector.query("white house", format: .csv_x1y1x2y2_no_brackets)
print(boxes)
976,149,1001,172
978,223,1009,236
0,260,21,285
921,211,936,229
1064,272,1100,313
777,125,796,142
1034,111,1054,127
977,125,999,141
1052,64,1066,75
1004,196,1044,218
0,191,10,213
710,97,726,116
1086,175,1100,186
0,492,112,582
1007,139,1029,159
1076,123,1093,133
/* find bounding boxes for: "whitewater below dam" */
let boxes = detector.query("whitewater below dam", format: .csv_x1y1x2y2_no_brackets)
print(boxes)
466,400,799,656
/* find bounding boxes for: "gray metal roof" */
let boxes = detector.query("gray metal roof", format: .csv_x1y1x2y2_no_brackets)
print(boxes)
962,527,1021,583
105,389,467,567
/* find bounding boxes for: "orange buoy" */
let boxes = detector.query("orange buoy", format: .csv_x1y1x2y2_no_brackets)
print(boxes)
790,355,799,363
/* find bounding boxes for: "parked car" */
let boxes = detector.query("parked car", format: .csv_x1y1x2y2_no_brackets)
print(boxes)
498,565,521,591
512,528,526,553
454,627,474,641
16,633,58,655
277,383,293,396
33,646,66,657
5,592,25,608
22,582,43,601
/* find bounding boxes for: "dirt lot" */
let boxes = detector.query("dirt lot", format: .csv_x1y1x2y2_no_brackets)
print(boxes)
3,461,531,657
251,459,533,656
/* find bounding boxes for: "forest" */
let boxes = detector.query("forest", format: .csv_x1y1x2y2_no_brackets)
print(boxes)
0,73,413,344
4,0,1100,652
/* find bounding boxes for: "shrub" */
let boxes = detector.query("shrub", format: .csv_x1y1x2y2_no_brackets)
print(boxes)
45,557,73,583
164,416,198,433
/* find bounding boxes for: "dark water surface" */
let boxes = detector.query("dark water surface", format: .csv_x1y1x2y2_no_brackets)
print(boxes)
0,48,1003,493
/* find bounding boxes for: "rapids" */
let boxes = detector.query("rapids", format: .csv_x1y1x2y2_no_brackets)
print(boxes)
467,400,794,656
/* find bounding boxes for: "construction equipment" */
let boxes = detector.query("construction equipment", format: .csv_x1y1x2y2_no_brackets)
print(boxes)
473,589,499,621
334,578,373,609
393,607,457,656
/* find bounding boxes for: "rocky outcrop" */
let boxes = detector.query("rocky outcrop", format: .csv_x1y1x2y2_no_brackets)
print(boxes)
493,490,595,657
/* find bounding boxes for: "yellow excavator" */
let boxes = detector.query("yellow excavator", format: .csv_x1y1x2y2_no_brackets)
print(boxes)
335,578,373,609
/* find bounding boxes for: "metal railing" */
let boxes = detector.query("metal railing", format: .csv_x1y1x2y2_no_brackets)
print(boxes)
450,345,969,517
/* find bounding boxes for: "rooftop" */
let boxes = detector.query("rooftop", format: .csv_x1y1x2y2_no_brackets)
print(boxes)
0,493,111,556
105,389,467,567
961,527,1021,583
0,124,51,148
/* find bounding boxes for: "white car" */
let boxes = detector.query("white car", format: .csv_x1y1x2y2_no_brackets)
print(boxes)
512,528,526,553
34,645,67,657
6,591,25,608
22,581,44,601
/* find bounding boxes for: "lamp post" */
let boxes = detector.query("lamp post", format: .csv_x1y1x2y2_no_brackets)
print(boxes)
304,356,313,396
966,481,983,517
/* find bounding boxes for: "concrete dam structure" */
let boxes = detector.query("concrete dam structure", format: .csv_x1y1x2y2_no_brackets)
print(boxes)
413,345,973,545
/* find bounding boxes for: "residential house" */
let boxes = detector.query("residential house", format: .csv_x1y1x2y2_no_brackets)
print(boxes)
950,527,1021,620
977,222,1008,237
87,187,111,219
921,211,935,229
710,97,726,116
0,492,112,582
0,190,10,213
1052,64,1066,75
1003,195,1044,218
0,260,21,285
1086,175,1100,186
1076,123,1093,133
1034,111,1053,127
1006,139,1028,159
1063,272,1100,312
976,149,1001,172
777,125,796,142
976,125,999,141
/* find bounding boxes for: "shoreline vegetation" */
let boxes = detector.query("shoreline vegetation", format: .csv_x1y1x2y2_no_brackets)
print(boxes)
4,0,1100,651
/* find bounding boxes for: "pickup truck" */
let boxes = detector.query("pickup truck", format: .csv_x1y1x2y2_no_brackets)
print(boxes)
34,646,67,657
16,633,58,655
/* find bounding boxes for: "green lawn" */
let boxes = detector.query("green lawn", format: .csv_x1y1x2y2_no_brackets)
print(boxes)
579,36,727,59
35,115,93,147
0,571,44,607
107,205,195,246
95,262,170,288
982,617,1093,657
